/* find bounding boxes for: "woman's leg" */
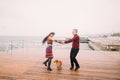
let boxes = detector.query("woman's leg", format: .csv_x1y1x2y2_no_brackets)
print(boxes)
47,58,52,71
43,58,49,66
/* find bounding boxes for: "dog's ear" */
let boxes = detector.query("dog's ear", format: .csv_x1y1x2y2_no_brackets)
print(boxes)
54,60,58,63
56,60,58,63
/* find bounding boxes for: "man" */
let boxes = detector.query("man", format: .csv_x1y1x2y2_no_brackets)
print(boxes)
64,29,80,71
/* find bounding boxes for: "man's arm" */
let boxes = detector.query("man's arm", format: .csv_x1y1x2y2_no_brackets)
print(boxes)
64,36,78,44
65,39,73,43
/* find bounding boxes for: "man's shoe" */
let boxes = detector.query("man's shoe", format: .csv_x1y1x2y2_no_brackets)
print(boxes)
74,66,80,71
47,68,52,71
70,67,74,70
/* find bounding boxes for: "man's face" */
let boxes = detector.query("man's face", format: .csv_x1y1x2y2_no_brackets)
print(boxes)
72,30,77,35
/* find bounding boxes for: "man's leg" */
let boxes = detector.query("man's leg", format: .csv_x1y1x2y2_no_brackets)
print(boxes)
73,49,80,71
70,48,74,70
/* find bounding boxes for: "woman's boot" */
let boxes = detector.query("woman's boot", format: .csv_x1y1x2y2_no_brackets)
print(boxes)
43,58,49,67
47,58,52,71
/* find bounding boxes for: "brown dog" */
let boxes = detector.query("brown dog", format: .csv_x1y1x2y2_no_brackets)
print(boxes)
54,60,62,70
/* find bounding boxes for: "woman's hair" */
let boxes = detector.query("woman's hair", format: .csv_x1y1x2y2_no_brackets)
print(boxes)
42,32,55,44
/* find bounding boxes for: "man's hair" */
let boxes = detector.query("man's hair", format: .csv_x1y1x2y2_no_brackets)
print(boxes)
73,29,78,33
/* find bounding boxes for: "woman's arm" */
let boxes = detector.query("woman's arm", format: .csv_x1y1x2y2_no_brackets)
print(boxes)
48,37,62,43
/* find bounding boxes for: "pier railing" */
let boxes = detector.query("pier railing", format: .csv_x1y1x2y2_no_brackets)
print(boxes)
88,37,120,51
0,40,43,52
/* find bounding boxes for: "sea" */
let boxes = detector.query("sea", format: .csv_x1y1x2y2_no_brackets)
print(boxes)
0,36,91,52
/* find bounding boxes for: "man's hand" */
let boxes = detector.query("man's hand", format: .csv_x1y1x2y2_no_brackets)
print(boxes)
55,40,65,44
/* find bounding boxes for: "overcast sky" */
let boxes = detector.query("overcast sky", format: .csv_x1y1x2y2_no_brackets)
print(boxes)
0,0,120,37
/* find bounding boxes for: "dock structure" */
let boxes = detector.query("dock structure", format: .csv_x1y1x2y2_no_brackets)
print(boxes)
0,48,120,80
88,37,120,51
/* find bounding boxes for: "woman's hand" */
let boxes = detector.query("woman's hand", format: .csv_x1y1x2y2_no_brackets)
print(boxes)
55,40,64,44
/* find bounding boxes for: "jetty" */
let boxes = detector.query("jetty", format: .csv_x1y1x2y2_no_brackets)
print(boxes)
0,48,120,80
88,37,120,51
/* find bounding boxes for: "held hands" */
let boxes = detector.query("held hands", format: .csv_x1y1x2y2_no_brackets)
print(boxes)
55,40,65,44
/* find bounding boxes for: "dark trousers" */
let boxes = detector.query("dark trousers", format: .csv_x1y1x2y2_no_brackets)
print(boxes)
70,48,80,67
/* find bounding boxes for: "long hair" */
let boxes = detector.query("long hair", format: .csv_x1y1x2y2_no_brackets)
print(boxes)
42,32,55,44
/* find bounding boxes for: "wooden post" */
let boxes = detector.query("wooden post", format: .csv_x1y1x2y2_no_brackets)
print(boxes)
11,41,12,55
22,40,24,52
22,40,24,49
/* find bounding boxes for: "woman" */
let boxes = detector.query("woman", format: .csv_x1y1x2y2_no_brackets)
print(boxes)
42,32,56,71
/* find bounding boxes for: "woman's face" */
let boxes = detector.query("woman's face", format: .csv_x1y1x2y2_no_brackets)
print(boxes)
50,34,55,37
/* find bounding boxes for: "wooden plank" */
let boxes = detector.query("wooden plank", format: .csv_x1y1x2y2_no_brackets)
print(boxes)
0,48,120,80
